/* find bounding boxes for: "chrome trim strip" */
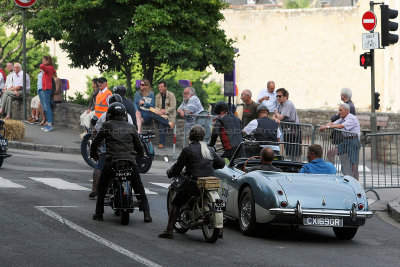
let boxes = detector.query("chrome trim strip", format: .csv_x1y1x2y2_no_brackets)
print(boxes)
269,208,373,218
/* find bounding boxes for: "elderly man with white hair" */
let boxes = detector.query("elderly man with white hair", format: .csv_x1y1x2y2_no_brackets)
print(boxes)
320,103,361,180
240,89,258,127
331,88,356,122
177,86,204,128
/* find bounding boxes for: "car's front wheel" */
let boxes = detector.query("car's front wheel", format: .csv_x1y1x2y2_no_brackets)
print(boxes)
333,227,358,240
239,186,257,235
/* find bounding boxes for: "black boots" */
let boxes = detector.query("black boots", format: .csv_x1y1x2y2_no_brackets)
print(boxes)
92,213,103,221
158,206,179,239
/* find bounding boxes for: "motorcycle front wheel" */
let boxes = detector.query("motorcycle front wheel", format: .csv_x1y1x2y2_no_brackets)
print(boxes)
136,140,153,173
167,189,189,234
201,194,220,243
120,210,130,225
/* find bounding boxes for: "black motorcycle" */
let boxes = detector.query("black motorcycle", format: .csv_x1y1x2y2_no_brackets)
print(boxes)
105,158,140,225
0,120,12,168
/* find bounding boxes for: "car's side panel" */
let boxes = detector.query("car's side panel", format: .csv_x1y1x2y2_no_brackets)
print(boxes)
216,167,241,216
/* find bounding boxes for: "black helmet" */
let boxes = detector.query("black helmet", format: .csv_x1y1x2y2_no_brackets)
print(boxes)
189,124,206,142
107,102,127,121
109,94,123,105
90,115,99,127
214,101,228,115
113,85,127,97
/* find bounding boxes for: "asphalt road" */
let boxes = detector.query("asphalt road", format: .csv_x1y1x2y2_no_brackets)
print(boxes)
1,149,400,267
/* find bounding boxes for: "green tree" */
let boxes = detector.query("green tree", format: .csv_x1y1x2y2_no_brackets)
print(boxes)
29,0,235,91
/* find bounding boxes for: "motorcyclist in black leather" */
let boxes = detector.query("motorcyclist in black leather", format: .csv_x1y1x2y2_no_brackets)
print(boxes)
208,101,243,160
158,124,225,239
91,102,152,222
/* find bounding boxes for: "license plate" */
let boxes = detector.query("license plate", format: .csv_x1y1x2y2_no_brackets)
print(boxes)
303,217,343,227
213,202,226,213
0,139,7,146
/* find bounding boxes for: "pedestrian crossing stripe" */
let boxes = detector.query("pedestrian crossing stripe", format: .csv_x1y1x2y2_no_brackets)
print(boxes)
149,182,170,189
29,177,90,191
144,188,157,195
0,177,25,188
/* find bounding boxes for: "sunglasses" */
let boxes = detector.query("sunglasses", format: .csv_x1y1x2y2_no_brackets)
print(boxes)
140,83,146,86
276,95,283,98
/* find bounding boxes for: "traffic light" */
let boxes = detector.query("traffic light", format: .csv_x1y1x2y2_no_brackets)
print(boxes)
381,4,398,47
360,53,372,69
374,92,380,110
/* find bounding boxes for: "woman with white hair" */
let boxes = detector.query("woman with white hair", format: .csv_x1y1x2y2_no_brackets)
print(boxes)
158,124,225,239
331,88,356,122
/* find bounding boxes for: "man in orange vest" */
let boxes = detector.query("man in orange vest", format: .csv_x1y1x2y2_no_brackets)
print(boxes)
94,77,112,119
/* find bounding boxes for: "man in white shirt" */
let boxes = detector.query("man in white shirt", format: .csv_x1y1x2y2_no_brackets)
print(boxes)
0,63,30,119
257,81,277,114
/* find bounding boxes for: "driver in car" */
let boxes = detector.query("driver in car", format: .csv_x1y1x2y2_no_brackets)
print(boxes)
159,125,225,239
242,105,282,154
91,102,152,223
247,147,282,172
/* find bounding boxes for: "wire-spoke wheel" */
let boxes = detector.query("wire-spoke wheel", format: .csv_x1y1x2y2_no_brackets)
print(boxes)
239,186,257,235
201,195,219,243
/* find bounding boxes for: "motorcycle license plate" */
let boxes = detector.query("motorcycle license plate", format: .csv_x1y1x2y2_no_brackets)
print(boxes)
303,217,343,227
0,139,7,146
213,202,226,213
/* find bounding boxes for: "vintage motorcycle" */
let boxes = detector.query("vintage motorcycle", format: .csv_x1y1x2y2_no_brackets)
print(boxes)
105,158,140,225
0,120,12,168
165,157,225,243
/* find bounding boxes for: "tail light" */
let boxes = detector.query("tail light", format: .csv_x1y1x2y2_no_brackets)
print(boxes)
280,201,288,207
277,190,283,196
358,203,364,210
357,193,362,198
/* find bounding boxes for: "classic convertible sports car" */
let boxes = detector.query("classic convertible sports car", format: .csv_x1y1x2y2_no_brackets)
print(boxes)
215,141,373,240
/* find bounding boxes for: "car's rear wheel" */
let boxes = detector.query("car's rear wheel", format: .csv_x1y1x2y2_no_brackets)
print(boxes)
239,186,257,235
333,227,358,240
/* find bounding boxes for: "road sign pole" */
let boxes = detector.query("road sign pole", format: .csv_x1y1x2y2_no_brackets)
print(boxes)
370,1,377,164
22,8,27,121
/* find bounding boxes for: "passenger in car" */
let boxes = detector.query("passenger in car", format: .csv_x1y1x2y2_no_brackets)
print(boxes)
248,147,282,172
300,144,337,174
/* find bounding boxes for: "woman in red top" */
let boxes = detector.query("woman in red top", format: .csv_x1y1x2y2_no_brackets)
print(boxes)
39,56,56,132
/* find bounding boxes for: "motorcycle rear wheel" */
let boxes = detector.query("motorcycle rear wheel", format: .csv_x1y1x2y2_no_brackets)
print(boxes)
81,133,96,168
201,195,220,243
0,157,3,168
120,210,130,225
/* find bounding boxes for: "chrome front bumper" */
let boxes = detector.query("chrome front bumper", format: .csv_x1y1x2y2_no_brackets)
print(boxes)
269,201,373,221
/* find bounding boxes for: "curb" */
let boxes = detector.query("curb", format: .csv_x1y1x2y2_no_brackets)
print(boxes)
8,141,81,155
8,141,176,160
387,198,400,223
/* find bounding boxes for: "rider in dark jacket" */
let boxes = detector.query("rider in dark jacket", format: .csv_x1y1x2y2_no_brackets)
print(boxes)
91,102,152,222
208,101,243,159
158,125,225,239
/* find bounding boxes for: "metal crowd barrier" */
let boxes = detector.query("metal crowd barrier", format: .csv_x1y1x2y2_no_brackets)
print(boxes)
362,132,400,198
279,121,314,163
182,111,217,147
313,126,360,178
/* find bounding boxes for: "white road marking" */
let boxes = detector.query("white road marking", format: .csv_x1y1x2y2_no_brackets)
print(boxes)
35,206,162,267
144,188,158,195
29,177,90,191
0,177,25,188
149,182,170,189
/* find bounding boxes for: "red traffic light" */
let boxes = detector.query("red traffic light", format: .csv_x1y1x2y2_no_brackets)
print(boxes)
360,53,372,69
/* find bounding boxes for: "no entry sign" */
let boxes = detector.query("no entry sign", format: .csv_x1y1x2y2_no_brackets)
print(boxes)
14,0,37,8
362,11,377,31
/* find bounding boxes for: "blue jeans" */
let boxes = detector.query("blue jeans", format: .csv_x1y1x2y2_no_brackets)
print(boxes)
40,89,53,124
152,114,169,145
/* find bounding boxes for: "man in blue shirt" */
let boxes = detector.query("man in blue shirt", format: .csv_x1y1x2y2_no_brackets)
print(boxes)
300,144,337,174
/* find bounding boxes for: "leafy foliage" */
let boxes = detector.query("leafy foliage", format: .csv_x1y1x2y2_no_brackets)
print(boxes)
284,0,310,9
28,0,235,91
67,91,90,106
